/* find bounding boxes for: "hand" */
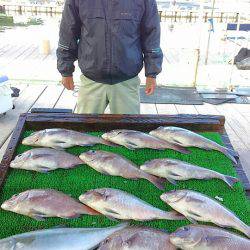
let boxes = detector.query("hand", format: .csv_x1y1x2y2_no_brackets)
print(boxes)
62,76,74,90
145,77,156,95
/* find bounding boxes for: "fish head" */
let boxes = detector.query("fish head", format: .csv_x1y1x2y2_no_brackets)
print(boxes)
22,130,45,145
102,130,123,141
160,190,187,204
10,151,32,169
79,150,100,163
79,189,107,205
170,225,203,249
1,191,28,212
140,159,161,172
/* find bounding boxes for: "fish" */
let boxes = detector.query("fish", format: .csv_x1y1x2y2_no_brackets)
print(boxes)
22,128,115,149
149,127,237,164
160,190,250,238
1,189,100,220
0,223,128,250
10,148,83,173
79,150,166,190
140,158,238,188
102,129,190,154
79,188,184,221
170,224,250,250
98,226,176,250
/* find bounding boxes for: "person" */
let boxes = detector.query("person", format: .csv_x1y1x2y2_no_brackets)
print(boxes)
57,0,163,114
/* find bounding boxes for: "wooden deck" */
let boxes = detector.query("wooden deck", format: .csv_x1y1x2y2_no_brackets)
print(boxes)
0,83,250,181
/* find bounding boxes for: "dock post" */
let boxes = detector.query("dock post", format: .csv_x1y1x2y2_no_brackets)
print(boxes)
159,10,162,22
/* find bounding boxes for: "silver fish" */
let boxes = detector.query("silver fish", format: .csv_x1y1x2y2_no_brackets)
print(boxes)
79,150,165,190
79,188,184,221
140,158,238,188
98,226,176,250
160,190,250,238
149,127,237,164
0,223,128,250
170,225,250,250
22,128,114,149
1,189,99,220
10,148,83,173
102,129,189,154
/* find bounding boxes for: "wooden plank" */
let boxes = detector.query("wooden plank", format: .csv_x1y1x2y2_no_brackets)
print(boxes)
197,103,250,181
140,103,157,114
0,85,46,148
0,137,10,163
32,85,64,109
156,104,178,115
54,88,76,110
25,113,225,133
175,104,199,114
194,103,220,115
214,104,250,149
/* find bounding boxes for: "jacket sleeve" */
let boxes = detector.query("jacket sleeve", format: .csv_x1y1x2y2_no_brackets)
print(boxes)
141,0,163,78
56,0,81,77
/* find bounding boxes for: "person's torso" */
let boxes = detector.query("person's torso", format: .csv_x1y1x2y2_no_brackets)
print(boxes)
76,0,145,84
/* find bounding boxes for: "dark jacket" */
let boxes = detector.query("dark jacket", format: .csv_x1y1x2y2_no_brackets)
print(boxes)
57,0,163,84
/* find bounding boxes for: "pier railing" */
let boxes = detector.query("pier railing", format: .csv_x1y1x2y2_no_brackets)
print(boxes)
0,3,248,23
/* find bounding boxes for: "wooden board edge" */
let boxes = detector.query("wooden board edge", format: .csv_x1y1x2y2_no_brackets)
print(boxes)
221,130,250,198
0,114,27,189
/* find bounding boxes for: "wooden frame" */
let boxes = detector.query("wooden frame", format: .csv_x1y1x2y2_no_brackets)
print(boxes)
0,113,249,197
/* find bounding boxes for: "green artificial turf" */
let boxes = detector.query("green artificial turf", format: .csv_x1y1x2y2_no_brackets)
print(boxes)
0,130,249,239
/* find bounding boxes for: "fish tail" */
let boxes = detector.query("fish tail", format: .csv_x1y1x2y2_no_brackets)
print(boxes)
239,223,250,238
170,144,191,154
146,174,166,190
161,210,185,220
218,147,238,165
82,205,101,216
100,139,118,147
222,175,239,188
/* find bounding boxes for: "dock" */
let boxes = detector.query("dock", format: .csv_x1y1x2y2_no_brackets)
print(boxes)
1,3,248,23
0,83,250,182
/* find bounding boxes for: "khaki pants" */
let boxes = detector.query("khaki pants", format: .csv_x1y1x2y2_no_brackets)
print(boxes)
76,75,140,114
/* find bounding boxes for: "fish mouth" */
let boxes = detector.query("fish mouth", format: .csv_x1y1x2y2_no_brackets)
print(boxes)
22,138,29,145
1,202,9,210
140,165,147,171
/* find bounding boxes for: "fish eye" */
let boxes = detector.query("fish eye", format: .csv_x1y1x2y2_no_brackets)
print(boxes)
89,150,96,154
183,227,189,231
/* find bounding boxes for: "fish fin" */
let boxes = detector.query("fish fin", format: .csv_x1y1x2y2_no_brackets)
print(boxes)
172,138,184,145
186,216,198,224
124,140,138,149
99,169,110,176
205,236,231,246
223,175,239,188
36,166,52,173
172,145,191,154
30,210,47,221
124,233,141,247
105,215,119,222
104,208,121,215
60,213,81,219
163,211,185,220
218,147,238,165
166,177,177,185
146,175,166,190
186,210,202,223
186,196,204,204
78,144,94,147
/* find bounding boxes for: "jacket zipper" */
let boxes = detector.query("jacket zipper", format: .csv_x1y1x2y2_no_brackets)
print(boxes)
108,0,113,83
